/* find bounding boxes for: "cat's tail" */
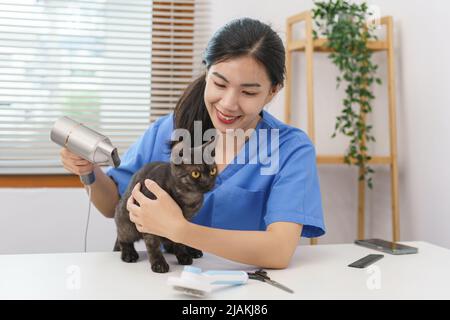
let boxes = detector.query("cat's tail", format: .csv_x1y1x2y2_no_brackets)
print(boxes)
113,237,120,252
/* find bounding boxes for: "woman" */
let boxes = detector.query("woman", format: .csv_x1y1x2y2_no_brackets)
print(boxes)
60,18,325,269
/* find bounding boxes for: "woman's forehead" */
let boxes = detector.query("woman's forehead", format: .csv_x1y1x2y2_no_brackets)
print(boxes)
209,56,271,86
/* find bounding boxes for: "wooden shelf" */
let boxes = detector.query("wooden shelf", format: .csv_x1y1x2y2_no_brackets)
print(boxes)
288,38,389,53
285,10,400,243
317,155,392,165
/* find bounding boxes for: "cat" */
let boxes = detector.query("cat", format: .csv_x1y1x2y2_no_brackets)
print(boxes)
113,138,217,273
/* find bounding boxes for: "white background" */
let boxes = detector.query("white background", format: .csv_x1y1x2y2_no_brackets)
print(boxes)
1,0,449,254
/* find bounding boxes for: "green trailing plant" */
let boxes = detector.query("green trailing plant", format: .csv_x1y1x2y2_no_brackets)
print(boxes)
312,0,381,189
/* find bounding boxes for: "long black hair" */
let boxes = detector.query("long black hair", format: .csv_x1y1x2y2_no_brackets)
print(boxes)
173,18,286,146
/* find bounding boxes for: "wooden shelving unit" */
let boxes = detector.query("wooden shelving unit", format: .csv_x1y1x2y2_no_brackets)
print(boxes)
285,11,400,244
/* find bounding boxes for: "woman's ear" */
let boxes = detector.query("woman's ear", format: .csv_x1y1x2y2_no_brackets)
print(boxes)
265,84,282,104
272,84,282,96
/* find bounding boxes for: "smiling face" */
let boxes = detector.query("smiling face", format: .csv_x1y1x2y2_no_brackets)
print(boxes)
204,55,279,134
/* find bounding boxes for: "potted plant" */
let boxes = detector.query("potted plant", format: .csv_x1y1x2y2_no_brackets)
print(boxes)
312,0,381,188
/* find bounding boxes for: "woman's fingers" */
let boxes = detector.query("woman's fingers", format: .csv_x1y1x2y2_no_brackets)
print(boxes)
59,147,94,176
127,194,139,212
63,162,92,175
74,160,91,166
60,148,84,161
144,179,167,199
127,195,140,219
131,183,148,205
127,196,145,232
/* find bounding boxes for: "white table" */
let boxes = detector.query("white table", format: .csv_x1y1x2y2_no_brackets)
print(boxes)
0,241,449,299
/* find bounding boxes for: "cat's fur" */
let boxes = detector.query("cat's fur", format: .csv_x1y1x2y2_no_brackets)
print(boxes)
113,139,217,273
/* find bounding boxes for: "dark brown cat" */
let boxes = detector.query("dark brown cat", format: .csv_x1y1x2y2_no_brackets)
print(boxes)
113,139,217,273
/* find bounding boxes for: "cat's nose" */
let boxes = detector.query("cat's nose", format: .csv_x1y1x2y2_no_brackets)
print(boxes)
201,181,214,191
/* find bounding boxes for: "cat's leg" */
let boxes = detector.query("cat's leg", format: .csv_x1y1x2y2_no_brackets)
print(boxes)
116,217,140,262
115,198,141,262
143,234,169,273
161,238,175,254
171,243,194,265
161,236,202,259
119,242,139,263
116,227,140,262
185,246,203,259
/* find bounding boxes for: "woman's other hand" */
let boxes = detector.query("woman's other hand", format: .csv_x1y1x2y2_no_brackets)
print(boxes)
127,179,187,242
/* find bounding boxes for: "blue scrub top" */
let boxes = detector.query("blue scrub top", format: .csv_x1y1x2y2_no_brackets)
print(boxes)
106,110,326,238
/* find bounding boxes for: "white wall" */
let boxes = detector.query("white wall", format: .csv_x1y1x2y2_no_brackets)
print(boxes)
1,0,449,254
0,188,117,254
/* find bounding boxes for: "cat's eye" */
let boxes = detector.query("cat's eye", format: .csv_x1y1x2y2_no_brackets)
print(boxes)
191,170,200,179
209,167,217,176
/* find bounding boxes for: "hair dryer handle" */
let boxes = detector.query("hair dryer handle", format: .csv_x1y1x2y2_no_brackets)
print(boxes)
80,172,96,185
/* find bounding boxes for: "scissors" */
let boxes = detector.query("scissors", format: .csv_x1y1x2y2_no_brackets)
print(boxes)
247,269,294,294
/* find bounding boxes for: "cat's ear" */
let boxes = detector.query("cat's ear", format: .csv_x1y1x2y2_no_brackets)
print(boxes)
171,141,191,164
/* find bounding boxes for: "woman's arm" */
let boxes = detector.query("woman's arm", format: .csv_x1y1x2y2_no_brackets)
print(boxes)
60,147,119,219
84,164,120,218
179,221,302,269
127,179,302,269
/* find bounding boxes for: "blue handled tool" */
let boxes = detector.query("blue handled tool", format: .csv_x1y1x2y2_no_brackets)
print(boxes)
167,266,248,297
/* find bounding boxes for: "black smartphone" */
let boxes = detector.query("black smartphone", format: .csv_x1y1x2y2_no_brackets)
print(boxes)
348,254,384,268
354,238,418,255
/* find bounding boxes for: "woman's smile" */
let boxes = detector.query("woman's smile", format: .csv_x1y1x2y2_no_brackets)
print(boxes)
215,106,242,125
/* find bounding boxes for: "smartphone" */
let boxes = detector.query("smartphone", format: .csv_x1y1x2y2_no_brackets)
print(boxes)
348,254,384,268
354,238,418,255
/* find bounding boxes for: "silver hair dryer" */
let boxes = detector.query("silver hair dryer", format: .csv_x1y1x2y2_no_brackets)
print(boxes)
50,116,121,185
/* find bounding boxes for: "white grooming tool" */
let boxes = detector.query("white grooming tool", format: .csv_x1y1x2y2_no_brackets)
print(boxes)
167,266,249,297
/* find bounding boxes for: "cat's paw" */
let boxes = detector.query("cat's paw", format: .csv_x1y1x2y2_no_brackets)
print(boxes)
187,248,203,259
121,250,139,263
176,254,193,265
151,261,170,273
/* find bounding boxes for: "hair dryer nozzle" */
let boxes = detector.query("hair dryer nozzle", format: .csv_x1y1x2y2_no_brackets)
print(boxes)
111,148,121,168
96,140,121,168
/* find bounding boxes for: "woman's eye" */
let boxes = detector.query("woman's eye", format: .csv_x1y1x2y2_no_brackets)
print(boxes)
243,91,257,96
209,167,217,176
214,82,226,88
191,171,200,179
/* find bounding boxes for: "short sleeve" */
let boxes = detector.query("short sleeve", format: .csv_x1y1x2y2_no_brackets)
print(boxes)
264,136,326,238
106,114,172,197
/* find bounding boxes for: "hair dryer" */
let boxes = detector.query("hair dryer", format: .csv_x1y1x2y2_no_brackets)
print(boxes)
50,116,121,185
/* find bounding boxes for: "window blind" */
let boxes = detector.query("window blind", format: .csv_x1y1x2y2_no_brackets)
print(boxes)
150,0,210,122
0,0,210,174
